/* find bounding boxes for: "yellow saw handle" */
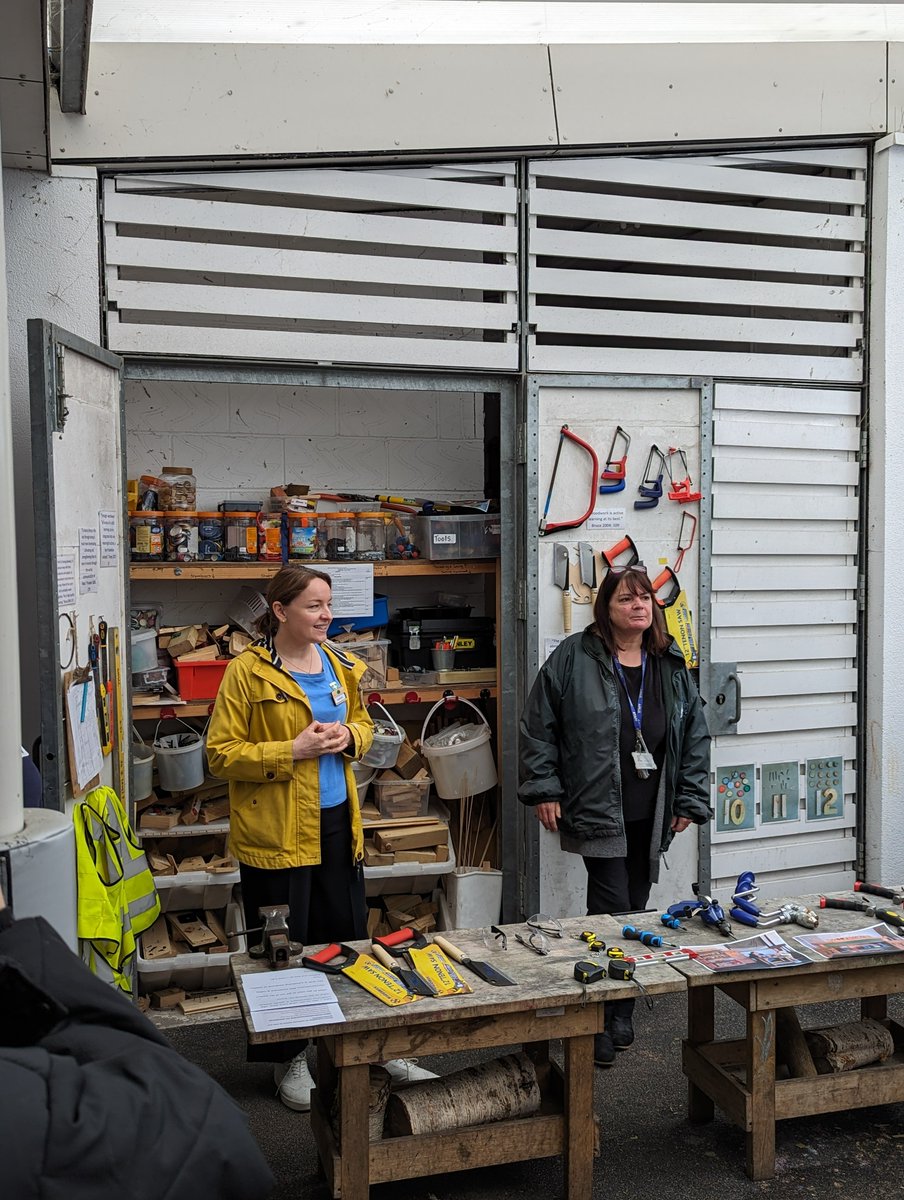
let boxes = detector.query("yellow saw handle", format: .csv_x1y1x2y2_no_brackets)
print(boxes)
562,588,572,633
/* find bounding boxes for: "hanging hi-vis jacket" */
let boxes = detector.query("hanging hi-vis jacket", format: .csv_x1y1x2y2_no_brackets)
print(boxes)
73,786,160,994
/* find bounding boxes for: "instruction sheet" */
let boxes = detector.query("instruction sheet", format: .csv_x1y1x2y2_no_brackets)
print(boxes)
242,968,344,1032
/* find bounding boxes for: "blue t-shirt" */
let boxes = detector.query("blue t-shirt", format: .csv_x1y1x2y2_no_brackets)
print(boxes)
290,647,349,809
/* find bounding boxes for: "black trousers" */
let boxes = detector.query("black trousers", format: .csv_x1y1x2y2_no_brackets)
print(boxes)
239,801,366,1062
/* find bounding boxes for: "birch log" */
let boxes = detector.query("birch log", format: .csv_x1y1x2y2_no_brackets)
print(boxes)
803,1019,894,1073
386,1052,540,1137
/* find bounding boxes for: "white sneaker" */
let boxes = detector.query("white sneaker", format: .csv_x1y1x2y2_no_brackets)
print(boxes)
383,1058,439,1086
274,1052,315,1111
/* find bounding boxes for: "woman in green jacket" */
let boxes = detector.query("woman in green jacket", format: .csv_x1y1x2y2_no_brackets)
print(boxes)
519,565,711,1066
208,565,436,1109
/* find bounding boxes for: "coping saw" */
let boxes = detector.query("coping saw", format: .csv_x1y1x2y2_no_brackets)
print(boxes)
634,444,665,510
539,424,600,536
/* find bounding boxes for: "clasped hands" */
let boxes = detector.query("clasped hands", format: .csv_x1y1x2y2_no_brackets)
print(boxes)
292,720,351,761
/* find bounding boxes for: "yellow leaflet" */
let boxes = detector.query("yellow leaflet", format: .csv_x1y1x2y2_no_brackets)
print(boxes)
665,590,699,669
343,953,418,1006
409,945,472,996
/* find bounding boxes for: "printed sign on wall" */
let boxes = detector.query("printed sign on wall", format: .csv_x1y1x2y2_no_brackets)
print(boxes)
715,764,756,833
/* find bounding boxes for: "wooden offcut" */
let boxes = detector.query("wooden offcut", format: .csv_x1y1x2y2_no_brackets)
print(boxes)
386,1052,540,1137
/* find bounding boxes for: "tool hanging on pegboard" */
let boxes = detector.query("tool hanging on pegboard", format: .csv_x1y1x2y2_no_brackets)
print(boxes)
634,444,665,511
539,425,600,536
601,534,640,573
599,426,631,495
665,447,702,504
650,512,698,609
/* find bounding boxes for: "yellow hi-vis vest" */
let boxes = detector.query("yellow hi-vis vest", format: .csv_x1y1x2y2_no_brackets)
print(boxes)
74,786,160,995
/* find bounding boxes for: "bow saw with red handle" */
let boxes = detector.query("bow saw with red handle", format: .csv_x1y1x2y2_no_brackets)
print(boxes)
539,425,600,536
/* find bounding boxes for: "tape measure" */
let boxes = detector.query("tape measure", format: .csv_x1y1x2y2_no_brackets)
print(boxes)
607,947,626,960
574,960,606,984
608,960,636,982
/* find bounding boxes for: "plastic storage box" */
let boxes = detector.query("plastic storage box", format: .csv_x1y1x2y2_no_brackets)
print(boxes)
372,774,431,819
152,867,241,913
327,593,389,636
136,901,245,993
175,658,230,701
415,514,501,560
336,638,390,690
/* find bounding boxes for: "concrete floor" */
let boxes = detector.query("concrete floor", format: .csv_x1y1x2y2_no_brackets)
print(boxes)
165,990,904,1199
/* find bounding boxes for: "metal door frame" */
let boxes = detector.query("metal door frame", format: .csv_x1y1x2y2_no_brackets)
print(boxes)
520,373,715,914
29,320,125,811
122,359,522,917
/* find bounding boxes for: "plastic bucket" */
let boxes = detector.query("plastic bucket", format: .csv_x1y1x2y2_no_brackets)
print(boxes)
420,698,498,800
360,703,404,770
132,737,155,801
131,628,158,672
443,867,503,929
153,719,205,792
351,761,376,806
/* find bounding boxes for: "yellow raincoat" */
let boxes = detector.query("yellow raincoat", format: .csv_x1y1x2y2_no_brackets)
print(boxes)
206,641,374,869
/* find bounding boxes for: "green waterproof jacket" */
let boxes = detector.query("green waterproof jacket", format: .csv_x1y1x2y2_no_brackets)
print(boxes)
519,630,712,852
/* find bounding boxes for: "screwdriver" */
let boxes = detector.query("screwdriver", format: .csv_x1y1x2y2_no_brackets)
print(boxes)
621,924,679,949
820,897,904,928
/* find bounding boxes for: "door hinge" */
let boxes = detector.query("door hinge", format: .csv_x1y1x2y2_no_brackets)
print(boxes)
516,422,527,465
857,574,867,612
54,343,70,433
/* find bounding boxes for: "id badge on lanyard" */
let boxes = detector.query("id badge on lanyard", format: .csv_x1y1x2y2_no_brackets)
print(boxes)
613,652,657,779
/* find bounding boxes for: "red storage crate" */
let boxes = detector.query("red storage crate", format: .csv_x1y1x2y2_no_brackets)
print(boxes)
174,658,231,701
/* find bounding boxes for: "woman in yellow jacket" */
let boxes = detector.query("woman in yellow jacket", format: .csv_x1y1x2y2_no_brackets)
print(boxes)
207,565,436,1110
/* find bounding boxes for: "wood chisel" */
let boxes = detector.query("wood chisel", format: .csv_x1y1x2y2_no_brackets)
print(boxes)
303,943,419,1006
433,936,518,986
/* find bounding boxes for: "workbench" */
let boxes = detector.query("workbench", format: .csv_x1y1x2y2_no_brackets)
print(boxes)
232,915,685,1199
670,895,904,1181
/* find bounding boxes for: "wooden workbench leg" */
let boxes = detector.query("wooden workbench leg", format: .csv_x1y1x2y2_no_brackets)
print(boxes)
687,986,715,1124
861,994,888,1021
337,1062,371,1200
745,1009,776,1181
563,1033,595,1200
316,1037,338,1111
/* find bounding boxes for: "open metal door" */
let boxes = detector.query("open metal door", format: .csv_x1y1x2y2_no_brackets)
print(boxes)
29,321,127,812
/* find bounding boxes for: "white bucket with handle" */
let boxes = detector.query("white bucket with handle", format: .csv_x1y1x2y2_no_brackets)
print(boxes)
131,727,155,801
351,760,376,805
153,718,205,792
360,703,404,770
419,697,497,800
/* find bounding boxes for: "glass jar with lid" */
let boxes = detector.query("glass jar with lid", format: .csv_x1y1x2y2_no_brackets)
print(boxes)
129,511,165,561
355,512,388,561
158,467,196,511
287,512,318,560
257,514,284,562
224,512,259,561
197,512,225,561
164,512,199,562
385,511,421,559
319,512,357,561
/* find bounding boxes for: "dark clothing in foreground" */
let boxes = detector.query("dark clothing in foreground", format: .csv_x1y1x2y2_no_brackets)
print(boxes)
0,911,274,1200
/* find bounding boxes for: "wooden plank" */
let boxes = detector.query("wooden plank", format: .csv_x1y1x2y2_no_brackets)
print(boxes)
737,701,857,736
337,1062,370,1200
686,987,716,1124
531,226,864,278
107,319,517,370
710,530,859,557
714,418,859,453
715,384,862,417
530,185,865,241
564,1034,596,1200
105,189,518,254
129,560,498,581
114,169,519,214
682,1043,749,1129
737,666,858,699
529,304,861,349
753,962,904,1011
110,279,517,332
530,266,863,313
711,600,857,627
746,1009,777,1180
106,235,518,293
529,156,867,205
711,565,858,593
712,457,860,488
527,344,862,383
774,1056,904,1120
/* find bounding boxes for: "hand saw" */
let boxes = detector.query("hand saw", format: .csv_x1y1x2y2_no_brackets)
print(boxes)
375,927,472,996
303,943,419,1006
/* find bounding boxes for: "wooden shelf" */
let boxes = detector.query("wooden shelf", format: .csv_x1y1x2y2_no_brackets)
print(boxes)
129,559,497,581
133,700,215,719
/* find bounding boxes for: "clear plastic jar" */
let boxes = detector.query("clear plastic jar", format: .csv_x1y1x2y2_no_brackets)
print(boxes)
287,512,318,560
355,512,388,561
158,467,196,511
385,512,421,559
319,512,356,561
257,514,284,562
197,512,225,561
164,512,199,561
224,512,259,561
129,511,165,561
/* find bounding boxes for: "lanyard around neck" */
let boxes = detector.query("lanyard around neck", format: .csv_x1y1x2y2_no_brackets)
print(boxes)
612,651,647,732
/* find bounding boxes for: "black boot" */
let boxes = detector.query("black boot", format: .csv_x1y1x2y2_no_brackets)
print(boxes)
607,998,635,1050
593,1030,616,1066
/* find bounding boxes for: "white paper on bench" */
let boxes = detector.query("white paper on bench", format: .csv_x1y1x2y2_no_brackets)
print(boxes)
242,968,345,1031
